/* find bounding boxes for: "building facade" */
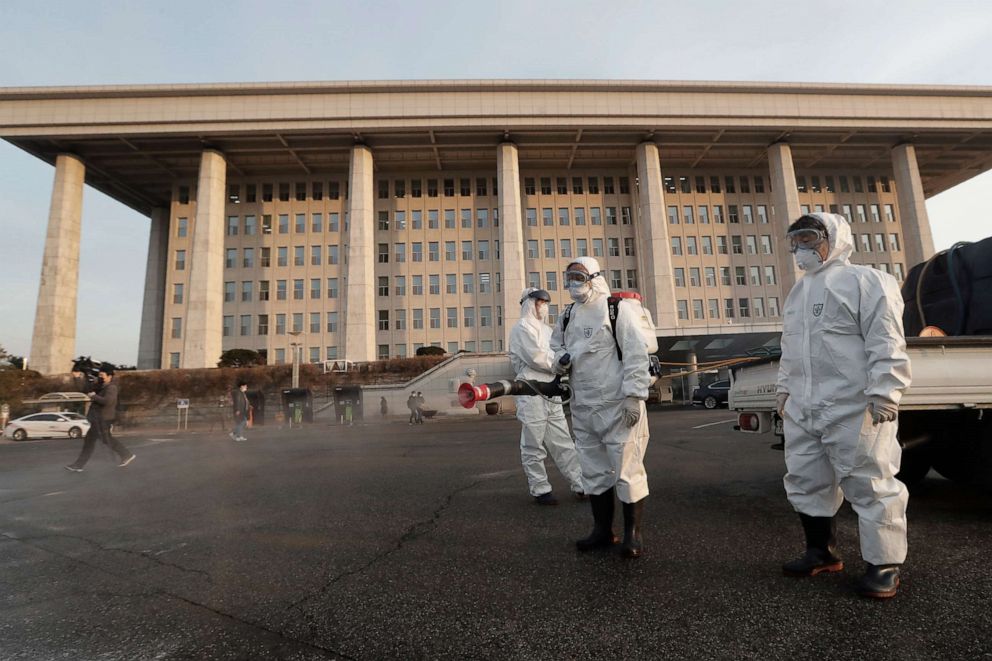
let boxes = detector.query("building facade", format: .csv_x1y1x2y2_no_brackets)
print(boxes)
2,80,989,373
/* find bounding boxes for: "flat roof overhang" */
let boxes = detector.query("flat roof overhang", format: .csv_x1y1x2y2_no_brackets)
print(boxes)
2,79,991,215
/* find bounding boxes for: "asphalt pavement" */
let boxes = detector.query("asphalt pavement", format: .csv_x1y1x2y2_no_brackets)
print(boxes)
1,407,991,660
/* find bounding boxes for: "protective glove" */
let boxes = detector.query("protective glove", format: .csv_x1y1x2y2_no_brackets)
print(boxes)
776,392,789,419
621,397,641,428
868,397,899,425
553,353,571,376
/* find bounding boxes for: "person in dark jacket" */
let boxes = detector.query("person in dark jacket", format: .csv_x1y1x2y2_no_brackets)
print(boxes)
65,365,134,471
230,381,251,442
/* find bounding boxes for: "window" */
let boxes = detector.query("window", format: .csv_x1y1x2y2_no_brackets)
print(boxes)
746,235,757,255
735,267,746,286
170,317,182,339
753,297,765,318
768,297,780,317
225,249,236,269
689,267,701,287
545,272,557,291
224,281,235,303
698,206,709,225
749,266,761,286
610,270,622,289
606,207,618,225
622,238,635,257
310,278,321,299
702,236,713,255
227,215,239,236
856,205,867,223
430,308,441,329
860,234,873,252
412,308,424,330
560,239,572,259
870,204,881,223
575,208,586,225
558,208,570,226
724,299,735,319
223,316,233,337
674,268,686,287
276,280,287,300
277,247,288,267
445,241,456,261
172,283,184,304
310,245,322,266
692,299,704,320
760,235,773,255
461,240,473,261
412,275,424,295
477,209,488,228
395,276,407,296
411,242,423,263
708,299,720,319
671,237,683,256
527,240,539,259
742,206,753,224
528,272,540,289
764,266,777,285
328,245,339,265
875,234,886,252
394,243,406,263
427,209,439,229
587,177,599,194
429,274,440,295
524,178,536,195
378,310,389,331
738,298,750,318
241,280,253,302
446,307,458,328
480,306,492,327
705,267,716,287
626,270,638,289
462,273,474,294
728,205,739,224
463,307,475,327
293,279,304,300
889,234,901,252
713,205,724,224
686,237,698,255
295,214,306,233
395,211,407,230
240,314,251,336
169,352,180,368
394,309,406,331
478,240,490,260
542,208,553,226
327,278,338,299
591,207,602,225
577,239,588,257
717,236,728,255
526,208,537,226
621,207,632,225
260,247,271,268
683,206,694,224
177,217,188,237
731,236,743,255
894,263,905,281
677,300,689,320
593,239,604,257
427,241,440,262
377,211,389,231
446,274,456,294
259,280,269,301
294,246,304,266
460,178,471,196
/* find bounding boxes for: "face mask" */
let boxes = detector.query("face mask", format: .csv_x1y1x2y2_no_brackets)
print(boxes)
794,248,823,271
534,302,549,322
568,282,591,303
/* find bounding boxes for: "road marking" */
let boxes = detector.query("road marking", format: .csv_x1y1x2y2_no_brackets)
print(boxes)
42,491,65,497
692,419,738,429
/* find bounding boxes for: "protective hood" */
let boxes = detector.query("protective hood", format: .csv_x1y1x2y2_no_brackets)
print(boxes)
567,256,612,300
519,287,542,321
805,212,854,272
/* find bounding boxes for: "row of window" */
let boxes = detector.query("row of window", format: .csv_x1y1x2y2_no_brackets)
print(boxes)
661,173,893,196
676,297,781,320
670,235,775,257
675,266,778,288
802,203,896,224
524,206,632,226
523,176,630,196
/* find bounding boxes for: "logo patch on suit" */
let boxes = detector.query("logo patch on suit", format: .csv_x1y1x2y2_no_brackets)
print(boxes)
584,327,593,338
813,303,823,317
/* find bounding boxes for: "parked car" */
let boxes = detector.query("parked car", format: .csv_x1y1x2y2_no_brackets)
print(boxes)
692,380,731,409
3,412,90,441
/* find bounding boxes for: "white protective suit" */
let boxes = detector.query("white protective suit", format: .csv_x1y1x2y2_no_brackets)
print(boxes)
508,290,584,497
550,257,653,503
777,212,912,565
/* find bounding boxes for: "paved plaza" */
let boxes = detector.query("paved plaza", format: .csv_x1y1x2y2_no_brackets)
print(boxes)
2,408,991,660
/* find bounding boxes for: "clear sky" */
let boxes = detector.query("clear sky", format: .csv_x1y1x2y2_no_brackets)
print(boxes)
1,0,990,364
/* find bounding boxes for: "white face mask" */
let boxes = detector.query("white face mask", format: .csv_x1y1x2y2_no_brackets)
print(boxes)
568,282,592,303
794,248,823,271
534,302,548,322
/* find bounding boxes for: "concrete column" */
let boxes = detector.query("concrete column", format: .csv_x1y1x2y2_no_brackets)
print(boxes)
343,145,376,362
767,142,803,295
634,142,678,331
497,142,526,344
136,207,169,369
182,150,226,368
29,154,85,375
891,143,936,270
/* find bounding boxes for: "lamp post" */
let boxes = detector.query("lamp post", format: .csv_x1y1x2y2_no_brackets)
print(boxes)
288,331,303,389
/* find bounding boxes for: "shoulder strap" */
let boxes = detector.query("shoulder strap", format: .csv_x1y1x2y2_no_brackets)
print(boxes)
561,303,574,334
607,297,623,362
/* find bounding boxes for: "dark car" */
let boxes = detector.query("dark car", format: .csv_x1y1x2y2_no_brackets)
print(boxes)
692,380,730,409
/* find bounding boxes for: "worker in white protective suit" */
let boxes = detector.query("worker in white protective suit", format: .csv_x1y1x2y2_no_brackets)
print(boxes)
550,256,653,558
508,288,585,506
776,212,911,599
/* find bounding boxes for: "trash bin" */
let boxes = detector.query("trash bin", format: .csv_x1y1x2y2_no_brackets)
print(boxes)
280,388,313,425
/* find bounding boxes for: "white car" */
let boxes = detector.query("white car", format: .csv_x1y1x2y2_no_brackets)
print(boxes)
3,412,91,441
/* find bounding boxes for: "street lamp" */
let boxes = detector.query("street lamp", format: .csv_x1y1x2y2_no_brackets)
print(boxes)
288,331,303,389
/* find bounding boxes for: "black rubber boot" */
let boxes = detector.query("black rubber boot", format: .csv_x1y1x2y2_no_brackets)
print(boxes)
782,513,844,577
576,488,619,551
857,564,900,599
620,498,645,559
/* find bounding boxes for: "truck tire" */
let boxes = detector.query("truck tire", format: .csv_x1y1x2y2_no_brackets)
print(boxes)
896,446,932,488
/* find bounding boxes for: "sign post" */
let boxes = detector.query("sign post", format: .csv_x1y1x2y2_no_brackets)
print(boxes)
177,398,190,430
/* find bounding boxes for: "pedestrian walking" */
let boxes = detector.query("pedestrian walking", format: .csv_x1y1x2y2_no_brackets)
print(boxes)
230,381,251,442
65,365,135,471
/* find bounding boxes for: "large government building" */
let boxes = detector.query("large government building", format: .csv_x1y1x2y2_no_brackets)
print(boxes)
2,80,990,373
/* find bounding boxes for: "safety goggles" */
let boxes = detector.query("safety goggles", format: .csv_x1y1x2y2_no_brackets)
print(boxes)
563,269,600,285
786,228,828,253
521,288,551,304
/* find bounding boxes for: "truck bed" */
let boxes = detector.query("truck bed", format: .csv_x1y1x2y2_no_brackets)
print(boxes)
729,336,992,412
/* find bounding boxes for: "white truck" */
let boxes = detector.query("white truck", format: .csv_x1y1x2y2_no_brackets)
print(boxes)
729,337,992,487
